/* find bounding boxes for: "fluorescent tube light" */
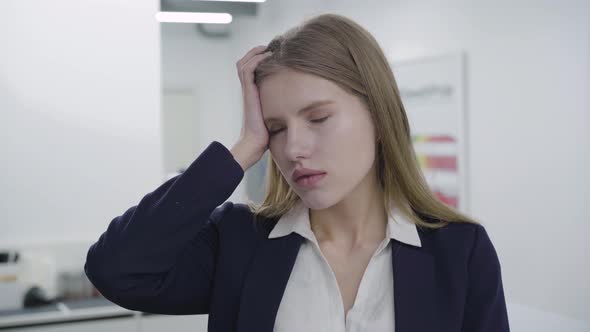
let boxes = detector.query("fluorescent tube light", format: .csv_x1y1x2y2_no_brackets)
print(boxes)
191,0,266,2
155,12,233,24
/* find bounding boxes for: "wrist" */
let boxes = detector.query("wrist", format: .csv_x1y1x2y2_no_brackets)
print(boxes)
230,140,261,171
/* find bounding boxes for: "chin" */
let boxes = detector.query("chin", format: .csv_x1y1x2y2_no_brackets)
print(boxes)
298,191,342,211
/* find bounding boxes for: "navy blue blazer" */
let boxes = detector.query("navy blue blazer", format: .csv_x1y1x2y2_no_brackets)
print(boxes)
84,141,510,332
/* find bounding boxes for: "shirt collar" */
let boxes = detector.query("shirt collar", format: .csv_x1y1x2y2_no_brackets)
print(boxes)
268,200,422,247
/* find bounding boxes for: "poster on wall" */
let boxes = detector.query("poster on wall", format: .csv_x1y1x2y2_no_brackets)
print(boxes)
392,53,469,212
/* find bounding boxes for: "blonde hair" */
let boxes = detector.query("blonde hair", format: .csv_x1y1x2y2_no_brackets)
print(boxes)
248,13,478,230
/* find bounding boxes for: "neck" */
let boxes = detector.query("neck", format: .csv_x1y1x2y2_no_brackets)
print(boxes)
309,171,387,251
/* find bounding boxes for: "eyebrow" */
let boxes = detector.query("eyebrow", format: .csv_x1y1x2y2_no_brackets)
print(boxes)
264,100,334,125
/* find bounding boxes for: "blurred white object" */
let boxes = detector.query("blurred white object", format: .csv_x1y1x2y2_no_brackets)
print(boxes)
0,263,25,311
17,252,59,301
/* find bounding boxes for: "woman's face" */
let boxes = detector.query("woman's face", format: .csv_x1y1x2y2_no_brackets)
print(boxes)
259,68,379,210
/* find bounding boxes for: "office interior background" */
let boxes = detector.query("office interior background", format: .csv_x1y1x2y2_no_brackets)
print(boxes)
1,0,589,331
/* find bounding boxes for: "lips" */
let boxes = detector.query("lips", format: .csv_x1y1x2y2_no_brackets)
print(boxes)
292,168,326,183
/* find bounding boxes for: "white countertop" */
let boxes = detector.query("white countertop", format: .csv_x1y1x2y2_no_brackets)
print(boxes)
0,297,138,328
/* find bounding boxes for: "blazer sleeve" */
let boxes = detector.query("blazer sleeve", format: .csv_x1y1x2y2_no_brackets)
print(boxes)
461,224,511,331
84,141,244,315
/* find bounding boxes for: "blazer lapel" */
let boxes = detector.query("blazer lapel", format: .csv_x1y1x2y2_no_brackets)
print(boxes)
392,240,438,332
236,230,303,332
236,220,437,332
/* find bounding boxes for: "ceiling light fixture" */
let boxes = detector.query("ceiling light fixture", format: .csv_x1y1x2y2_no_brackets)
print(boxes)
191,0,266,2
155,11,233,24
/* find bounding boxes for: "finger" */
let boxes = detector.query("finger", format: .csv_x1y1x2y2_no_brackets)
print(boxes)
238,48,270,83
236,45,268,71
237,46,269,82
241,51,273,83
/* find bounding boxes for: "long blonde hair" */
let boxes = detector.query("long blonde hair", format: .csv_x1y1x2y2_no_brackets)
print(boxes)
248,13,478,230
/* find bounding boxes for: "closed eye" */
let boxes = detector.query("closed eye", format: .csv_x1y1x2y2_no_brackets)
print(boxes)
269,117,329,136
311,116,329,123
268,128,284,136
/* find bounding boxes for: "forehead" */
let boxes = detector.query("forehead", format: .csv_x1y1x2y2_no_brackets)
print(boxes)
259,69,346,122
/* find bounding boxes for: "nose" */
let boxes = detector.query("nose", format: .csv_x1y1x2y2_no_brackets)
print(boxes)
283,124,312,162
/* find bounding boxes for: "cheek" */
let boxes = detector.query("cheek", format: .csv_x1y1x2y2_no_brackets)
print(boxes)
321,114,374,150
322,115,376,174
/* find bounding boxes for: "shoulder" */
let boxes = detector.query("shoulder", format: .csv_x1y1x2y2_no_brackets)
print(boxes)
418,221,501,271
431,222,509,329
419,220,491,247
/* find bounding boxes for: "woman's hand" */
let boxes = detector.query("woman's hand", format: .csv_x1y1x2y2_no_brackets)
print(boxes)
231,45,273,171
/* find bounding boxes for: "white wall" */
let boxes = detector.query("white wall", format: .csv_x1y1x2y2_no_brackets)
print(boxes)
1,0,587,328
0,0,162,246
161,0,590,328
161,22,246,201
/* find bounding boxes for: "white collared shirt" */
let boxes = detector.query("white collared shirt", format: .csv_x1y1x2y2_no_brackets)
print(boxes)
268,201,422,332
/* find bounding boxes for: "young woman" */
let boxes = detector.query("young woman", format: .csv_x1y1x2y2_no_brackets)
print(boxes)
85,13,510,332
